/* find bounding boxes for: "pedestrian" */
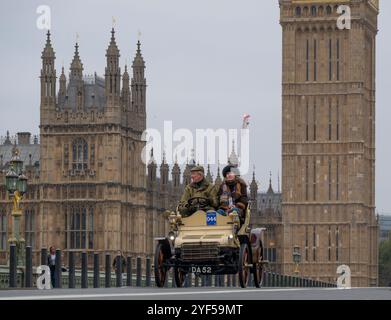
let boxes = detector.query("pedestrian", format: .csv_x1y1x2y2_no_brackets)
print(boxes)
47,246,56,288
112,250,127,274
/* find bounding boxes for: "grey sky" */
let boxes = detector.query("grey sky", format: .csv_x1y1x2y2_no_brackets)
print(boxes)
0,0,390,214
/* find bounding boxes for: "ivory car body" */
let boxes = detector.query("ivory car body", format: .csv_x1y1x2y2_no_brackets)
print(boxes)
154,203,266,288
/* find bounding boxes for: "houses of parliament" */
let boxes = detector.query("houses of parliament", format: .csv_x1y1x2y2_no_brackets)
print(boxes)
0,0,379,287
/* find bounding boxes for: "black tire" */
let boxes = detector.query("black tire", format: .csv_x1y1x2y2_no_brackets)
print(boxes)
238,243,251,288
174,267,186,288
154,243,167,288
253,248,264,288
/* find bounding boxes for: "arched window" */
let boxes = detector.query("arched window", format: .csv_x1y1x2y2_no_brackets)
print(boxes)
0,210,7,250
66,206,94,249
25,209,35,247
311,6,317,16
326,5,332,15
72,138,88,171
295,6,301,17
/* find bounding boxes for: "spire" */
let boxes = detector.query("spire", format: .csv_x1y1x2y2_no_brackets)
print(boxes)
172,153,181,187
4,131,11,145
107,27,120,56
206,164,213,183
40,30,56,106
183,152,195,186
105,28,120,98
215,162,222,186
60,66,66,80
41,30,55,58
59,66,66,95
147,147,157,184
123,64,129,80
267,171,274,194
131,39,146,123
228,139,239,166
148,148,156,165
121,64,130,108
122,65,130,91
251,168,258,188
70,42,83,80
58,66,67,106
189,149,196,166
250,166,258,211
132,40,145,68
162,151,167,164
160,151,169,186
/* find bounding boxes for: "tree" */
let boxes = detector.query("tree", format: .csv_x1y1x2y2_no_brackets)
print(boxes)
379,237,391,287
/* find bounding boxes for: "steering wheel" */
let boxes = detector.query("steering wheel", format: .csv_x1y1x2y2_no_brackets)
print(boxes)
187,197,210,211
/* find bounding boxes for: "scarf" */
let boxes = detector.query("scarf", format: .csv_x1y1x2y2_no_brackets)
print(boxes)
220,180,242,209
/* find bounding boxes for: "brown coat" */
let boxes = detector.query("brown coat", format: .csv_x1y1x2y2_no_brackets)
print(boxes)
217,177,248,210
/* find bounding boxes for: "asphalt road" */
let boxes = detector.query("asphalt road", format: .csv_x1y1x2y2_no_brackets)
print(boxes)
0,287,390,300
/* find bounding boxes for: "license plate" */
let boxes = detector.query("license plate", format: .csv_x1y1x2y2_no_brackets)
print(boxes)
206,212,217,226
191,266,212,274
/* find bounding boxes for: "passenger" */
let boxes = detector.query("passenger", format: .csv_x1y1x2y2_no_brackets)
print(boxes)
216,165,248,225
178,166,218,217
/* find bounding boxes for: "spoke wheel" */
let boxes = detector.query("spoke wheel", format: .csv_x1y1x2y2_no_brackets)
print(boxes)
154,243,167,288
253,248,264,288
238,243,250,288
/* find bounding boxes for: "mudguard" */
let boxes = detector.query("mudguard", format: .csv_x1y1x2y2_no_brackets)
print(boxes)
154,237,172,258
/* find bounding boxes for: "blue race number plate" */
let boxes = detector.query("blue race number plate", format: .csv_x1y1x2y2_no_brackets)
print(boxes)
206,211,217,226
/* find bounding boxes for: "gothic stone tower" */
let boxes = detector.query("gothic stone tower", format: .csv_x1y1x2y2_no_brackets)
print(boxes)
279,0,378,286
39,29,148,258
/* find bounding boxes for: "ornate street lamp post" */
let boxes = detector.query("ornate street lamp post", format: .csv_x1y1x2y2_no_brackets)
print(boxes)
5,148,27,266
292,245,301,276
269,241,275,272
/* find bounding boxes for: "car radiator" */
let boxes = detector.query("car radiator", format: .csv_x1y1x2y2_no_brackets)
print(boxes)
181,242,220,261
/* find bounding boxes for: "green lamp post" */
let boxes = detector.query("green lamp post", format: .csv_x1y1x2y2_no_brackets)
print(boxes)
5,148,27,266
293,245,301,276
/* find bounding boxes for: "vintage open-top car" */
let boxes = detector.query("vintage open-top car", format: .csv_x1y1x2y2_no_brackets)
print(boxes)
154,197,265,288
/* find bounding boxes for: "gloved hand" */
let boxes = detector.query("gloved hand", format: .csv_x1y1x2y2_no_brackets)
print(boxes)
229,207,240,214
217,209,227,216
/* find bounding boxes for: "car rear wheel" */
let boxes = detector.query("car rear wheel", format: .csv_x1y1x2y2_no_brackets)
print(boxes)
154,243,168,288
253,248,264,288
238,243,251,288
174,267,186,287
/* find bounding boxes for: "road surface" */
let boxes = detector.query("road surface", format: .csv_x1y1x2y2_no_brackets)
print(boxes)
0,287,390,300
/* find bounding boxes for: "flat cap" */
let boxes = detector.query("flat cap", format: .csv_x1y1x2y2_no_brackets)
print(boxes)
190,165,205,173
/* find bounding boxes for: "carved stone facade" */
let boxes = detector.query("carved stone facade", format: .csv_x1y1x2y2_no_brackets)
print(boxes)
249,173,283,274
279,0,379,286
0,29,166,264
